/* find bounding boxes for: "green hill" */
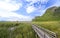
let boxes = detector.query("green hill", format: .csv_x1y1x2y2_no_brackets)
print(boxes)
32,7,60,38
32,6,60,21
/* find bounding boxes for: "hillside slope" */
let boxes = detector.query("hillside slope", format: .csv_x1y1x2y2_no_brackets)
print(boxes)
33,6,60,21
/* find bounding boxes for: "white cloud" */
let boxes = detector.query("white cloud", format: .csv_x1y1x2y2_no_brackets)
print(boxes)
0,0,32,21
26,0,60,16
0,11,32,21
26,0,49,4
4,0,11,2
6,16,32,21
26,0,49,13
26,6,36,13
0,1,22,11
26,0,39,3
40,0,49,3
26,0,48,3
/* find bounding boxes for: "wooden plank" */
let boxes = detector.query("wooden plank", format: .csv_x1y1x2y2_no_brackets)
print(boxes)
32,25,57,38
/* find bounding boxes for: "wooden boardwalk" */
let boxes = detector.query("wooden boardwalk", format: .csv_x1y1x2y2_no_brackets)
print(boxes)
32,25,57,38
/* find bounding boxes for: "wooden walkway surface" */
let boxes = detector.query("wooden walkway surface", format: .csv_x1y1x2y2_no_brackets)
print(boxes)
32,25,57,38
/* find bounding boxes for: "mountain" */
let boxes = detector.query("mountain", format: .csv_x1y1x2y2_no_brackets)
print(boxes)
32,6,60,21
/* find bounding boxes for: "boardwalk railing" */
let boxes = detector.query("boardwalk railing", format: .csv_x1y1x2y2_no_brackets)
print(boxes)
32,25,57,38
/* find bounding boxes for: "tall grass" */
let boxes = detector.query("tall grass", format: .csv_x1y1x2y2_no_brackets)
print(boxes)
32,21,60,38
0,22,38,38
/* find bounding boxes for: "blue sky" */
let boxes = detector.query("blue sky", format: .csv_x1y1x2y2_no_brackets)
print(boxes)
0,0,60,21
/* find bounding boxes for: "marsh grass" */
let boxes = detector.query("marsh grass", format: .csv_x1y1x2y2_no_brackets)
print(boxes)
32,21,60,38
0,22,38,38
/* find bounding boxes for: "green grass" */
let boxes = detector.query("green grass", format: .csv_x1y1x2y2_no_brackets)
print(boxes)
32,6,60,38
32,21,60,38
0,21,60,38
0,22,39,38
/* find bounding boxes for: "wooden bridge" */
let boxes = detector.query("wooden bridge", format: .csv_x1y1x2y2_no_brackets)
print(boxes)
32,25,57,38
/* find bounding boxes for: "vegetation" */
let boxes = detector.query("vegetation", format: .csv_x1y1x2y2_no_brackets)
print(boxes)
32,21,60,38
0,6,60,38
32,6,60,38
32,6,60,21
0,21,38,38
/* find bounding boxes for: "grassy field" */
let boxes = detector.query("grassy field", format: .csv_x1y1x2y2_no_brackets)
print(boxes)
0,21,39,38
0,21,60,38
32,21,60,38
32,7,60,38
